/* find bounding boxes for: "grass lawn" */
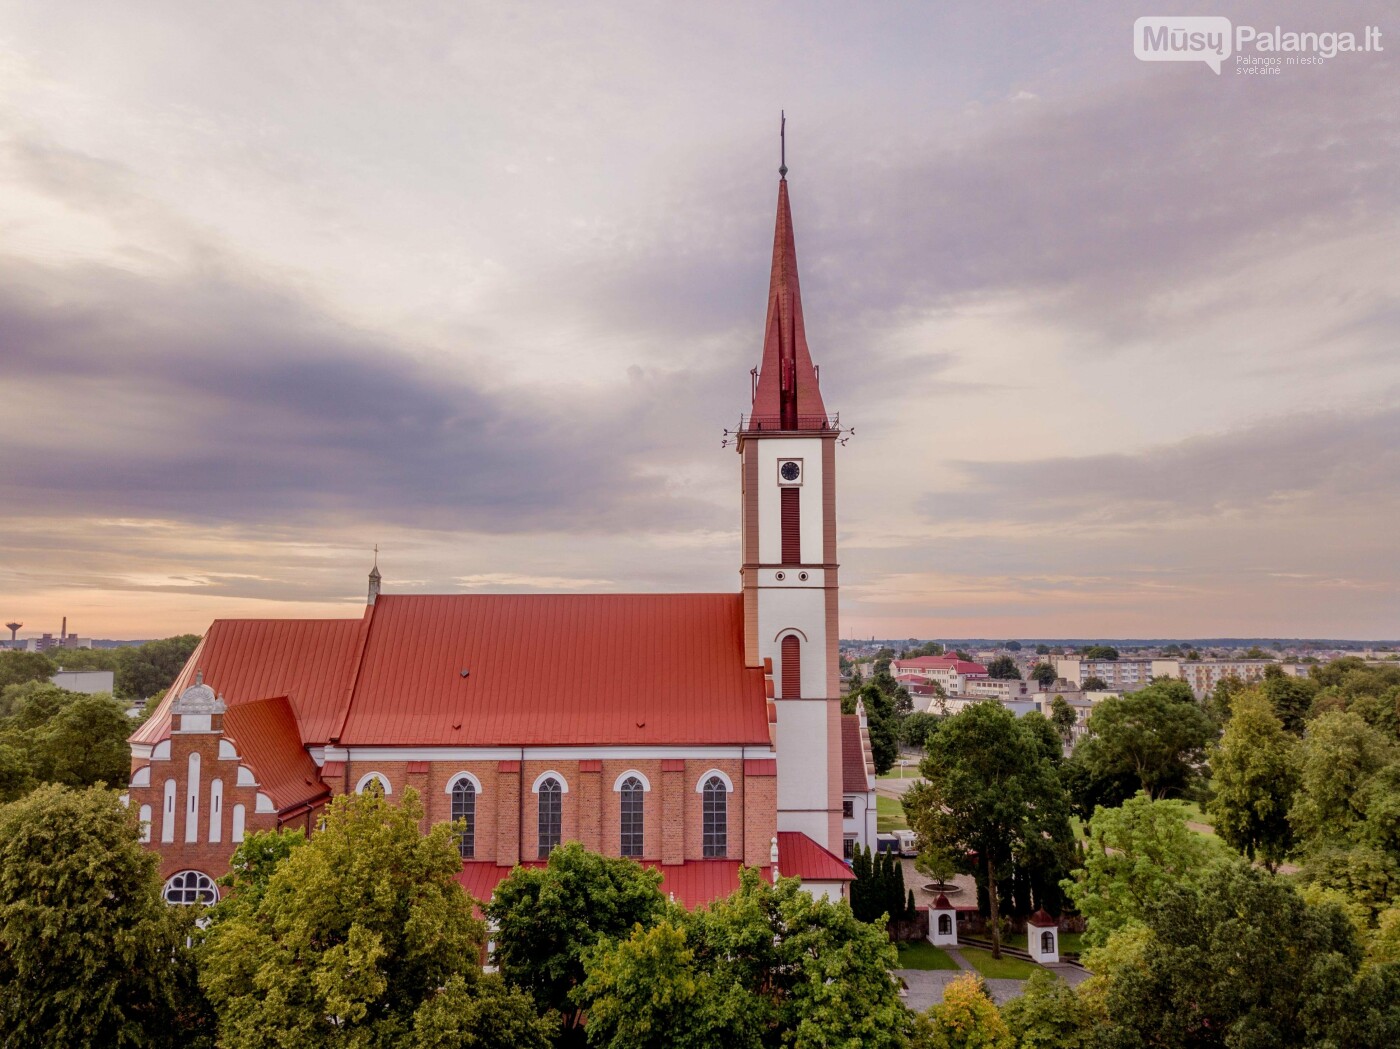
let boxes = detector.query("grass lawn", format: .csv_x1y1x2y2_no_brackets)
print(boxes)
1003,931,1086,955
960,946,1040,980
895,941,961,970
1174,799,1219,838
876,794,908,832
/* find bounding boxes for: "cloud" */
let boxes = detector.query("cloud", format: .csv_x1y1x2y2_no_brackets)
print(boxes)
931,403,1400,528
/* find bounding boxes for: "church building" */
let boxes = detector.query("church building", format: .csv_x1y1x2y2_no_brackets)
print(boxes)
125,165,871,909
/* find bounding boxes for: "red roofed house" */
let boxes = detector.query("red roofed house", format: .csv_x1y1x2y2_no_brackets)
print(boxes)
125,162,856,909
891,655,988,696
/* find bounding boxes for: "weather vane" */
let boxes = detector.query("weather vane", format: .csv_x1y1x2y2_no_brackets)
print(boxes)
779,111,787,178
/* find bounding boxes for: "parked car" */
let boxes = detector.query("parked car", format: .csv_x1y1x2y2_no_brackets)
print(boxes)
895,830,918,857
875,833,900,855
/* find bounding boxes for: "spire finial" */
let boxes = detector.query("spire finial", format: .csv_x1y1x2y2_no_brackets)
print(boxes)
778,111,787,179
373,543,379,569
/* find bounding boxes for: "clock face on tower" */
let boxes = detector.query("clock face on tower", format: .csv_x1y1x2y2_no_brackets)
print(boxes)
779,460,801,482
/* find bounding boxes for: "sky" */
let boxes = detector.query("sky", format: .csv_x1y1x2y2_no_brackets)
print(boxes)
1,1,1397,641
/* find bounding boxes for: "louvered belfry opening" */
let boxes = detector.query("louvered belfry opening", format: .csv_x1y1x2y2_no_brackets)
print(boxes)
781,487,801,563
781,634,801,699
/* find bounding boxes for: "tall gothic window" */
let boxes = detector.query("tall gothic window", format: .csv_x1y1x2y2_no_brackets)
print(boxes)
451,778,476,859
538,777,562,855
619,776,644,857
702,776,728,858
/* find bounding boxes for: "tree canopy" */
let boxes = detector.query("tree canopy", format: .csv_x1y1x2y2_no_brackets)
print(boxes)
1070,680,1214,803
1081,646,1118,661
985,656,1021,681
487,841,666,1041
0,682,133,801
1209,689,1297,869
1091,860,1400,1048
200,788,549,1049
0,784,205,1049
1064,792,1228,947
576,868,906,1049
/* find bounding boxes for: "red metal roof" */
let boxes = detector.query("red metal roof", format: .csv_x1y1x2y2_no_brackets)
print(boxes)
131,594,769,751
841,715,872,794
1028,908,1057,927
777,831,854,882
747,177,829,431
130,616,367,747
223,696,330,813
337,594,770,746
932,893,954,909
457,859,749,912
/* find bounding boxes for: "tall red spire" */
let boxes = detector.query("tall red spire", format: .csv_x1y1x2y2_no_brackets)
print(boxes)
749,174,828,430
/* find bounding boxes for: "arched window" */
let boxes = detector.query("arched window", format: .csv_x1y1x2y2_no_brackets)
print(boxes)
163,870,218,906
355,772,390,796
1041,931,1055,954
538,777,562,855
619,776,644,857
451,777,476,859
938,914,952,935
702,775,728,858
781,634,801,698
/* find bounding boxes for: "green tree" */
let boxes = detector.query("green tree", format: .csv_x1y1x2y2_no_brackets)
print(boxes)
1049,697,1078,745
30,692,133,788
0,784,206,1048
1036,644,1051,656
1289,711,1393,847
904,702,1072,957
217,827,307,907
580,868,905,1049
1080,675,1108,691
1260,669,1318,735
1209,690,1298,869
200,788,542,1049
909,972,1012,1049
1030,661,1057,688
1063,792,1227,947
1206,673,1248,723
999,968,1092,1048
1073,680,1214,801
843,684,898,774
575,919,758,1049
986,656,1021,681
1081,646,1118,661
0,651,56,693
1005,641,1023,652
116,635,201,701
487,841,666,1041
1095,860,1399,1048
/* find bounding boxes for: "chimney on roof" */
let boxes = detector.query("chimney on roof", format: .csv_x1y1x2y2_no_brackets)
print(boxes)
368,546,382,606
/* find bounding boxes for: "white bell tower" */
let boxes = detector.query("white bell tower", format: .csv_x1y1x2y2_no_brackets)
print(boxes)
737,161,843,851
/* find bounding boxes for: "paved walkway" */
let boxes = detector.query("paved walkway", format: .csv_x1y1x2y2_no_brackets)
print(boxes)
895,948,1090,1011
